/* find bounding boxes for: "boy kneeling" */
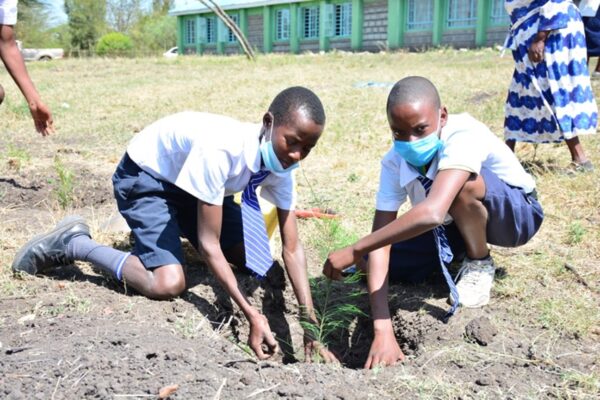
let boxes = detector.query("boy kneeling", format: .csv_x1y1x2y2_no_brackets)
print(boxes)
323,77,543,368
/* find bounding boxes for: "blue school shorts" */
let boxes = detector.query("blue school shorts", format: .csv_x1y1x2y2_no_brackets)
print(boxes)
388,167,544,283
112,153,244,269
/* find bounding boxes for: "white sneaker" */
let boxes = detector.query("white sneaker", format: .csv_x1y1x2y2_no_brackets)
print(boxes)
450,257,496,308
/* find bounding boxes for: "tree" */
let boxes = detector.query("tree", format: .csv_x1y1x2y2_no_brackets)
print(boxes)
152,0,173,15
64,0,106,51
131,13,176,52
106,0,141,33
96,32,133,56
14,0,50,47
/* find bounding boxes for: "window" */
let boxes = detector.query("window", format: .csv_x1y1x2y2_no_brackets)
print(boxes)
227,14,239,43
407,0,433,31
447,0,477,28
185,19,196,45
302,7,319,39
490,0,510,25
334,3,352,37
276,8,290,40
206,16,216,43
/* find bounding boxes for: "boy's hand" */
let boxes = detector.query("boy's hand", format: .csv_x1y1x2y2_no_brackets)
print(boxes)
323,246,357,280
29,100,54,136
364,329,405,369
303,336,339,364
248,313,279,360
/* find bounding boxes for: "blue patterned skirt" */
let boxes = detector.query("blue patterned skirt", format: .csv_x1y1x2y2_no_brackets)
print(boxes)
504,3,598,143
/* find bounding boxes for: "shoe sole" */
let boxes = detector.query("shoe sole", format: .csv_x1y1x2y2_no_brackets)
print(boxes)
12,215,88,275
449,294,490,308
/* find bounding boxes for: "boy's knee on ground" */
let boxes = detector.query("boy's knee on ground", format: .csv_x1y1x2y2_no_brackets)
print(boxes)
149,265,186,299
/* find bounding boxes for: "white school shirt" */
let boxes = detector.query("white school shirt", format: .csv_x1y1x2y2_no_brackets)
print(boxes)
376,113,536,221
126,111,296,210
0,0,18,25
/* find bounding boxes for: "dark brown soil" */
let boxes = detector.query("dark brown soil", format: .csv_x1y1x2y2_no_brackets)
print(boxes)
1,172,598,399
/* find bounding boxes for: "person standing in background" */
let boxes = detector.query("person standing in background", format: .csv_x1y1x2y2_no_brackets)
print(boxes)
0,0,54,135
504,0,597,172
580,0,600,76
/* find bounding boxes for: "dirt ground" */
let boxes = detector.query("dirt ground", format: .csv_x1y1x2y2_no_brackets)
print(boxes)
1,169,598,399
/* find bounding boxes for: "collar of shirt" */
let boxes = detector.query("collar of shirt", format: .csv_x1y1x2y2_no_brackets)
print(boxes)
244,124,264,173
397,154,440,188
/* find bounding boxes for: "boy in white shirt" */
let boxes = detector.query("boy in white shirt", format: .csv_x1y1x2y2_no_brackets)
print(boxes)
0,0,54,135
323,76,544,369
12,86,337,363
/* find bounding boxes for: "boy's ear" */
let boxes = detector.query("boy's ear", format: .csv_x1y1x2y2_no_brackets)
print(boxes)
440,106,449,128
262,111,274,128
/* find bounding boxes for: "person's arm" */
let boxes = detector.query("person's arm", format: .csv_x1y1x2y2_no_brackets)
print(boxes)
0,24,54,136
277,207,338,363
323,168,472,279
528,30,550,63
196,199,278,360
363,210,405,369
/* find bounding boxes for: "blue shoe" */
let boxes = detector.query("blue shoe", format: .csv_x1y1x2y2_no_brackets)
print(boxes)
12,216,90,275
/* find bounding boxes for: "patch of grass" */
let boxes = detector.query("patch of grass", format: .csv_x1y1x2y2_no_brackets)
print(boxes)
559,370,600,397
173,313,206,339
537,297,595,337
566,220,586,245
53,155,75,209
307,218,360,261
5,145,30,172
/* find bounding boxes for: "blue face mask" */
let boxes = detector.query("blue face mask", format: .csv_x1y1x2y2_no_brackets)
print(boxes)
259,123,299,176
393,114,443,167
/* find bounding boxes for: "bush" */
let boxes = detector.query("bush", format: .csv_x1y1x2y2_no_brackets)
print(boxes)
96,32,133,56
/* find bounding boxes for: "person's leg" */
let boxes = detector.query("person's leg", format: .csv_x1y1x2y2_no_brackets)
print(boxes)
565,136,593,168
447,173,495,307
505,139,516,152
448,174,489,260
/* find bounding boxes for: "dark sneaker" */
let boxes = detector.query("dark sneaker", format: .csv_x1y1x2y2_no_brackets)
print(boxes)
12,216,90,275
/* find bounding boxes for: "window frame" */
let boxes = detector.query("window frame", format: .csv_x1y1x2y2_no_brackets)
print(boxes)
227,13,240,43
406,0,434,32
489,0,510,26
301,6,320,40
274,7,291,42
184,18,196,45
446,0,477,29
332,2,352,38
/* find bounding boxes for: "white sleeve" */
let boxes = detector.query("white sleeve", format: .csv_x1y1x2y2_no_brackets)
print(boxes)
260,172,295,210
375,155,407,212
0,0,18,25
438,125,488,174
174,148,231,205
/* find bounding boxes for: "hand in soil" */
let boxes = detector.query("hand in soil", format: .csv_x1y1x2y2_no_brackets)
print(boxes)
364,330,405,369
304,338,340,364
323,246,357,280
248,314,279,360
29,100,55,136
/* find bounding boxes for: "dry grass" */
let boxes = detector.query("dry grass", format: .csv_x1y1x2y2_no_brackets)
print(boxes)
1,49,599,347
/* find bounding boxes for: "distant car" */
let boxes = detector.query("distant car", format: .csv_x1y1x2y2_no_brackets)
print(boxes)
163,47,178,58
16,40,63,61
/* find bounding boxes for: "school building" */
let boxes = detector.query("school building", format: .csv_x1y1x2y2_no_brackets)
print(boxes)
170,0,511,55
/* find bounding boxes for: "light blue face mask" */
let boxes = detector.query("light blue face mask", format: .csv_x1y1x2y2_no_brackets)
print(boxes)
393,113,443,167
259,123,299,176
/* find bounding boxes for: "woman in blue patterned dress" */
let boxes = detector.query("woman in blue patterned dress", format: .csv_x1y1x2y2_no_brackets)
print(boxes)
504,0,597,171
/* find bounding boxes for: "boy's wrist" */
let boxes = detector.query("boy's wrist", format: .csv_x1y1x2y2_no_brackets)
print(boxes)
373,318,394,334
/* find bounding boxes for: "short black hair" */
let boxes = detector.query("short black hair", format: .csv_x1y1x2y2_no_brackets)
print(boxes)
268,86,326,127
386,76,441,114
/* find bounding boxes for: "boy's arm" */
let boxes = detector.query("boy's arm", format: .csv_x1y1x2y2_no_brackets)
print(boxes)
0,24,54,136
197,200,278,360
277,208,338,363
323,168,471,278
364,210,405,369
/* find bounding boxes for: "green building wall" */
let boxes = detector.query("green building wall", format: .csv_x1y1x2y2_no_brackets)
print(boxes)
176,0,509,55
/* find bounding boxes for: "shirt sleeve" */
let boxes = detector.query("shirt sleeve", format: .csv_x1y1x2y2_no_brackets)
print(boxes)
260,172,296,210
438,123,488,174
174,147,231,205
375,154,407,212
0,0,18,25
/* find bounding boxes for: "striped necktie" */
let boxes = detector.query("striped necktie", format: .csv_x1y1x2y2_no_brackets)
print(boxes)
241,170,273,277
416,174,459,321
